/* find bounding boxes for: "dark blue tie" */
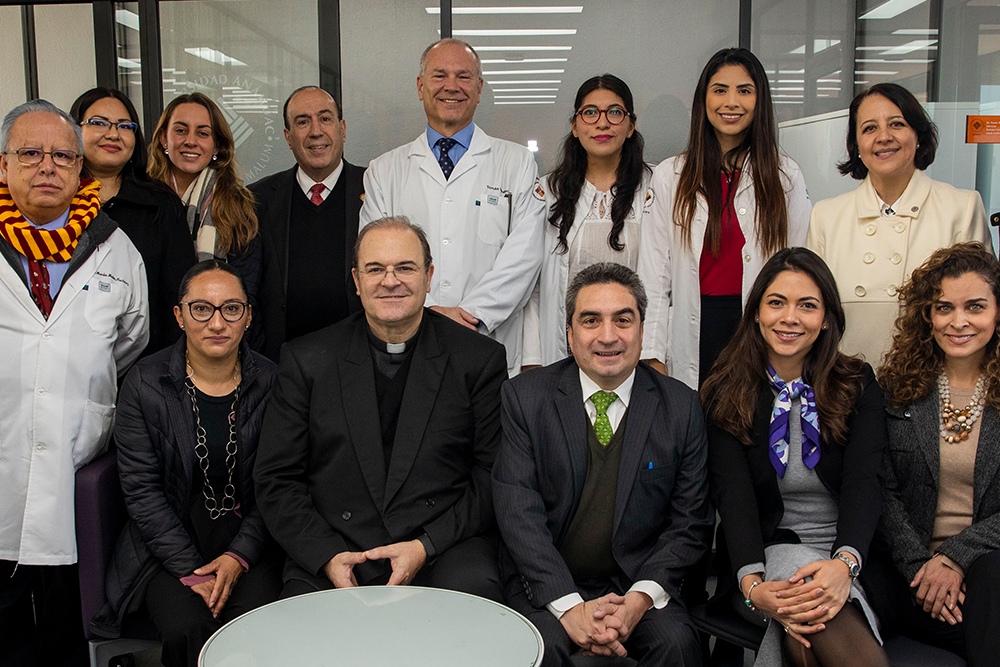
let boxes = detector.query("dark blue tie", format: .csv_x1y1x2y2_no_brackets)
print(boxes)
436,137,457,179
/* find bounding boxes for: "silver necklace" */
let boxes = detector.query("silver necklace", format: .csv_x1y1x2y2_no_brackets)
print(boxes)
938,372,986,444
185,353,240,519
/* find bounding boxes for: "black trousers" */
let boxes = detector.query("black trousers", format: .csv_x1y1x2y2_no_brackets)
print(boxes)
280,535,503,603
504,577,702,667
866,547,1000,667
699,294,742,387
0,561,88,667
144,550,283,667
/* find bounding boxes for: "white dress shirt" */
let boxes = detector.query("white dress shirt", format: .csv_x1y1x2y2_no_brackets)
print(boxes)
546,368,670,619
295,159,343,203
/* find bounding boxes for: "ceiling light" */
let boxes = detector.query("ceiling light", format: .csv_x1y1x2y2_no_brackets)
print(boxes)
778,69,805,74
777,79,804,83
860,0,928,20
788,39,841,55
494,101,556,105
773,87,804,91
856,58,933,63
184,47,246,67
817,86,841,91
486,79,562,84
494,95,558,99
426,6,582,14
452,29,576,36
492,88,560,92
115,9,139,30
481,58,568,64
854,70,899,75
118,58,140,69
880,39,937,55
527,140,539,152
893,28,938,35
473,46,572,51
483,68,566,75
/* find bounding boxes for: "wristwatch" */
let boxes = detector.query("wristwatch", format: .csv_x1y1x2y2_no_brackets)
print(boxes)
835,553,861,581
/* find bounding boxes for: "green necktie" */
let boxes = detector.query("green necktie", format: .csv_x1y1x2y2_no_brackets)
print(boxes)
590,390,619,446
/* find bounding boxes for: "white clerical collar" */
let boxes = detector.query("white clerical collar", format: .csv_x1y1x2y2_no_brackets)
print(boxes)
578,367,636,408
296,159,344,200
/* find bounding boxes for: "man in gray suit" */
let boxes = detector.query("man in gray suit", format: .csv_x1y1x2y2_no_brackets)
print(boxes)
492,262,712,666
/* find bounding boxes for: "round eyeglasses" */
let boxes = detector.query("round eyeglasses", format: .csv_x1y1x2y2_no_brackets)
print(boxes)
575,105,631,126
82,118,139,134
180,300,249,322
2,148,80,167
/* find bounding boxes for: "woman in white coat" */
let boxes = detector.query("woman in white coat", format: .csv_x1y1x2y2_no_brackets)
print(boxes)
522,74,652,369
638,48,811,389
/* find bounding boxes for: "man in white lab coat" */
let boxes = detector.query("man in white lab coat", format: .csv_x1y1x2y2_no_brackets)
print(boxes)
0,100,148,666
361,39,546,376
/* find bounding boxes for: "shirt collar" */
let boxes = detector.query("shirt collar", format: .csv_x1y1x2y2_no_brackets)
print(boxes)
579,367,635,408
426,122,475,151
296,159,343,197
24,206,71,230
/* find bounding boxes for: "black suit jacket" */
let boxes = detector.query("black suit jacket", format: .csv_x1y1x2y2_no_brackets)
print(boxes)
882,394,1000,581
254,309,508,585
492,359,713,608
252,161,365,361
707,364,886,589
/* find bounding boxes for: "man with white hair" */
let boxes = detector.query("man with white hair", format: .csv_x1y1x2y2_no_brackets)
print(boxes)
0,99,148,666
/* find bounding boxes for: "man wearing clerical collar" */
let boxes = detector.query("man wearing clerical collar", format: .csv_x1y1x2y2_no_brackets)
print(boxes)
256,216,507,602
493,262,712,666
0,99,148,666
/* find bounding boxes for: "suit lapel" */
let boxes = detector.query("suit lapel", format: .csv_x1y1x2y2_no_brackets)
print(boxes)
974,407,1000,516
383,314,446,509
339,322,386,508
555,363,589,500
614,368,656,533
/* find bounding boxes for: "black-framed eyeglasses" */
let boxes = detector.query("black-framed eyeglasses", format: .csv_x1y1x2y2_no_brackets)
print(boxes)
357,264,425,281
2,148,80,167
180,300,249,322
82,118,139,134
575,105,631,126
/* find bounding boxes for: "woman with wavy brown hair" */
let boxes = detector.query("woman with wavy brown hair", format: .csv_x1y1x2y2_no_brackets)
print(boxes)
869,242,1000,666
637,48,811,390
702,247,888,667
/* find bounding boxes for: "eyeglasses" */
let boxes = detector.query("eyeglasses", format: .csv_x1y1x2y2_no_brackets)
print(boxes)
82,118,139,133
357,264,425,281
2,148,80,167
575,105,631,126
180,300,249,322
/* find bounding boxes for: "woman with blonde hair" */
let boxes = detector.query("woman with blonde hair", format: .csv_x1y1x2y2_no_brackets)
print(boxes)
149,94,260,341
870,242,1000,666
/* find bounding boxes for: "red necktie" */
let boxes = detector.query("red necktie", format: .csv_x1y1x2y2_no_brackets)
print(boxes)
28,258,53,319
309,183,325,205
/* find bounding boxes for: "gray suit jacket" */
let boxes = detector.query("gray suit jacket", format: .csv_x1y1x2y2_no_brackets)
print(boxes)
492,358,713,609
882,390,1000,580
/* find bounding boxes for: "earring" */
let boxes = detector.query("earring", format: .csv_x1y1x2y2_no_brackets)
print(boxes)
180,324,184,330
163,148,168,155
754,316,759,323
822,324,828,330
245,324,250,330
212,154,218,161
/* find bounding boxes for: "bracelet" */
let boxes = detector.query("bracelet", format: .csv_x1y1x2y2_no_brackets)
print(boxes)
744,580,762,612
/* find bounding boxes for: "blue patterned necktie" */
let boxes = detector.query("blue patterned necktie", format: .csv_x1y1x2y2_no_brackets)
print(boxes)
436,137,457,179
590,391,618,446
767,364,821,478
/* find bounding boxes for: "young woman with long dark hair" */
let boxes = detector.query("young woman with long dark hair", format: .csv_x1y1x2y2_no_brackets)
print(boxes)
638,48,811,389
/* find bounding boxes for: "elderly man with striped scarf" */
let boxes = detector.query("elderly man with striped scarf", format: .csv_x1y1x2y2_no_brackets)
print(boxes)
0,99,148,667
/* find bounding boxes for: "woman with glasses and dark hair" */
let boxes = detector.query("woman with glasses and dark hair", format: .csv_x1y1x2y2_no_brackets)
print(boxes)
807,83,992,367
522,74,652,369
70,87,196,355
638,48,812,390
93,260,281,667
867,242,1000,666
148,93,262,348
702,247,888,667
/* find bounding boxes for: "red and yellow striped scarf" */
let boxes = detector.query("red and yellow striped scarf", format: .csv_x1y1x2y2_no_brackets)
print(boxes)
0,178,101,262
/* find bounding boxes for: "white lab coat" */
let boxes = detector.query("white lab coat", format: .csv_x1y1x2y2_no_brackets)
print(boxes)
637,154,811,389
0,217,148,565
522,170,654,366
361,125,546,376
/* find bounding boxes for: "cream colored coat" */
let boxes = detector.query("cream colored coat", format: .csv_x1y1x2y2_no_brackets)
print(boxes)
806,169,991,366
637,154,812,389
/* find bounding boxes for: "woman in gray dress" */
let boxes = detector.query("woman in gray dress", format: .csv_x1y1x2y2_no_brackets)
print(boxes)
702,247,889,666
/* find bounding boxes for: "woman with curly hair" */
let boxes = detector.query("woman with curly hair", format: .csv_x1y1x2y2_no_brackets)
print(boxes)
148,94,261,345
870,242,1000,666
702,247,888,666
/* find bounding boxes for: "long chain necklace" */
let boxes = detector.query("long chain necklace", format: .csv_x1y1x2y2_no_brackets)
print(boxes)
938,372,986,444
185,352,241,519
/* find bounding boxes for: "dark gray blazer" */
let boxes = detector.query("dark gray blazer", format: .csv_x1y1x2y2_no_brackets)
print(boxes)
492,358,714,609
882,390,1000,581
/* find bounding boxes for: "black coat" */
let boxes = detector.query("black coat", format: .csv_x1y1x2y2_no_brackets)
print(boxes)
707,364,887,591
251,162,366,361
102,179,196,356
92,337,276,637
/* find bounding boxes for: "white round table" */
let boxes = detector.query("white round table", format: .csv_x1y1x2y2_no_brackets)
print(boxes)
199,585,544,666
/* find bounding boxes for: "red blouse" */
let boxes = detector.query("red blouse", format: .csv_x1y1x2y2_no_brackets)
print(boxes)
699,170,745,296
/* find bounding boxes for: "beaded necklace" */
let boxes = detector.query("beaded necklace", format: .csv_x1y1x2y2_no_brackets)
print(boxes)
938,372,986,444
